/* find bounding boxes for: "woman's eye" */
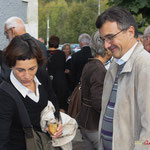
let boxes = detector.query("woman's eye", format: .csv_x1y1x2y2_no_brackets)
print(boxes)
18,69,24,72
29,67,35,71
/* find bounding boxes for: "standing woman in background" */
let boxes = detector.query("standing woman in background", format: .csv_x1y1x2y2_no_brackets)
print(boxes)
0,36,62,150
76,31,107,150
47,36,69,112
62,43,72,92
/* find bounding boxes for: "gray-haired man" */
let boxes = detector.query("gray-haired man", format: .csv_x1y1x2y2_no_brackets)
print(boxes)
143,25,150,52
70,33,92,90
1,17,47,80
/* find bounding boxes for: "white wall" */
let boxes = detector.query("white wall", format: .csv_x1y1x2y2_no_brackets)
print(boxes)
25,0,38,39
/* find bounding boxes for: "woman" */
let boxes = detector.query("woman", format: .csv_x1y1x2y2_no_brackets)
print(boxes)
76,31,107,150
62,43,72,73
47,36,69,112
0,36,62,150
62,43,72,92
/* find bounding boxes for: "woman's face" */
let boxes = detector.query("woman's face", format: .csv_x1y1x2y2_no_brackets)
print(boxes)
12,58,38,88
63,45,71,57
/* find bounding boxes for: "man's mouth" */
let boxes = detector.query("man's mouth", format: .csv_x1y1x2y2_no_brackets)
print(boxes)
108,45,118,53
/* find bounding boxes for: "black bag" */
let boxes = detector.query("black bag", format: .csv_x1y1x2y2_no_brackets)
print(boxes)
0,81,57,150
68,81,81,118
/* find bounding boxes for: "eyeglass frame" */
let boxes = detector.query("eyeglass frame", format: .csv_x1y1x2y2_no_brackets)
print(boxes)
100,28,128,43
4,27,15,36
143,36,150,42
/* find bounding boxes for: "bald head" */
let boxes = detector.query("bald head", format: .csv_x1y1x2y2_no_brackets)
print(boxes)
4,17,26,41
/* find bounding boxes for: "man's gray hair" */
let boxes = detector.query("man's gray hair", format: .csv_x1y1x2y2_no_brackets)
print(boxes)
78,33,91,44
90,31,106,57
144,26,150,37
5,16,25,29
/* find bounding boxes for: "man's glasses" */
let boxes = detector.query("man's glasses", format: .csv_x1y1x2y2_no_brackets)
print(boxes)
4,29,10,36
100,28,127,43
143,36,149,41
4,27,15,36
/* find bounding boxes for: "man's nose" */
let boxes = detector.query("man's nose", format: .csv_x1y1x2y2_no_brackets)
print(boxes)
104,41,111,49
24,71,30,78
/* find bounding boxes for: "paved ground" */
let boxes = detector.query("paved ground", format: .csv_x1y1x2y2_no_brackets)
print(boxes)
72,129,83,150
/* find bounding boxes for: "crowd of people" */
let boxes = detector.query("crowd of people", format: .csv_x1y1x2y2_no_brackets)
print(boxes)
0,5,150,150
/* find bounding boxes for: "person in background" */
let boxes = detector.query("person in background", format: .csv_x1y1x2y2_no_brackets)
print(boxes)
0,50,2,82
76,31,107,150
38,37,45,44
47,35,69,112
0,36,62,150
62,43,72,92
143,25,150,52
104,49,113,70
96,6,150,150
4,17,47,58
62,43,72,73
2,17,48,80
137,32,144,43
70,33,92,91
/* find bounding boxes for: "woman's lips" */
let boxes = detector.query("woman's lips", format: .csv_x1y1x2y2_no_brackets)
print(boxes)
22,80,31,84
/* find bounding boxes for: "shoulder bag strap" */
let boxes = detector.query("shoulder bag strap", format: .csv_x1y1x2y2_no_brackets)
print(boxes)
0,81,32,128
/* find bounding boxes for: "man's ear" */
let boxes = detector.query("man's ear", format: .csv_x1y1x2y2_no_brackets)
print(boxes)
127,26,135,39
11,27,16,37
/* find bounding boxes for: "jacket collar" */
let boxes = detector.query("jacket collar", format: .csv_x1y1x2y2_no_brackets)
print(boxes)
121,41,143,73
109,41,144,81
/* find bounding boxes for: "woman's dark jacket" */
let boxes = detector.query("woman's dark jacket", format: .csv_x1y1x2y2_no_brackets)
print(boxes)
64,57,72,91
76,58,106,131
47,50,69,111
0,68,60,150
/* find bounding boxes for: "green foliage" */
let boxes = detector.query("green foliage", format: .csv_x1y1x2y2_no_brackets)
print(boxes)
63,1,98,43
38,0,109,44
108,0,150,32
38,0,68,43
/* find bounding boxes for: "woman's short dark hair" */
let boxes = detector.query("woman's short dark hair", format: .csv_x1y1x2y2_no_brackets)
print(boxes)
3,35,46,68
96,6,138,38
48,35,60,48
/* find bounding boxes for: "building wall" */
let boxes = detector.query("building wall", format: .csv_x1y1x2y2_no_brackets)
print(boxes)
0,0,38,50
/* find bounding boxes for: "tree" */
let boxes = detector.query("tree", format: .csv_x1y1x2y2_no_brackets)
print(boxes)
38,0,68,43
63,1,98,43
108,0,150,32
38,0,109,44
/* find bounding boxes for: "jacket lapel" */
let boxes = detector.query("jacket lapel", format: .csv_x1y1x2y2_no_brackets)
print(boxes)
102,42,143,113
121,42,144,74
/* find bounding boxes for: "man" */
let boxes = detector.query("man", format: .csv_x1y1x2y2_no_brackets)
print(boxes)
70,33,92,90
143,25,150,52
38,37,45,44
1,17,48,80
96,7,150,150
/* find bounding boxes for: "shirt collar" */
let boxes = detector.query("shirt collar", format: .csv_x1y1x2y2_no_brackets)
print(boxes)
66,55,71,61
115,42,138,65
10,70,41,98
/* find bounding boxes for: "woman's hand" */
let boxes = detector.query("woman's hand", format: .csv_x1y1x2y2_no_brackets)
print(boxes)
64,69,70,74
47,122,63,139
53,123,63,139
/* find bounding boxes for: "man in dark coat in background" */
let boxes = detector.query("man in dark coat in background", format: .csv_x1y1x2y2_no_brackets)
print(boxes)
1,16,48,80
0,50,3,83
70,33,92,91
